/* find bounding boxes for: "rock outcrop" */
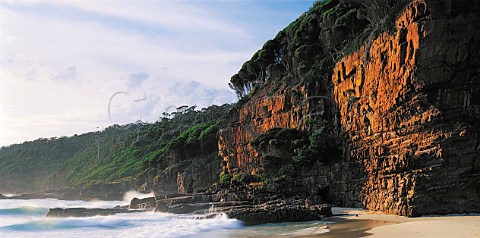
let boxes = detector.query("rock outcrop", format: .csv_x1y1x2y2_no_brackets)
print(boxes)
224,199,331,226
219,84,317,174
45,191,331,226
150,185,332,226
142,151,221,197
219,0,480,217
129,197,157,210
46,207,135,217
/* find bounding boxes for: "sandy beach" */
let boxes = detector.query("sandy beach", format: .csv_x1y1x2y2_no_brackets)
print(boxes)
330,207,480,238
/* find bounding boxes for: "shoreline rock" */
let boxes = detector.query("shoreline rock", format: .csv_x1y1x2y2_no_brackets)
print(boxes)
129,197,156,210
42,189,332,226
46,207,136,217
224,200,331,226
150,184,332,226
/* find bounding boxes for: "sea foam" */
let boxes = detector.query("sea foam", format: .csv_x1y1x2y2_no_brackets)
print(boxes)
0,197,330,238
122,190,155,203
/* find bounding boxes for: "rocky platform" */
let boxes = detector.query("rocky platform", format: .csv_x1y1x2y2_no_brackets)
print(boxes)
141,183,331,226
46,186,331,226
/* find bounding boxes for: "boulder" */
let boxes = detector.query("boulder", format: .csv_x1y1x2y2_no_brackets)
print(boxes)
129,197,156,210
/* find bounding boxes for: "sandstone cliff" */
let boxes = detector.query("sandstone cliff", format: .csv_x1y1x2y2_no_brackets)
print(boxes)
333,0,480,216
220,0,480,216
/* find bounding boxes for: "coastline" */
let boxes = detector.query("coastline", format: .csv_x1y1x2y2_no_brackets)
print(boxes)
332,207,480,238
2,195,479,238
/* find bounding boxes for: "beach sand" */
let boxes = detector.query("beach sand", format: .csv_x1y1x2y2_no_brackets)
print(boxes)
329,207,480,238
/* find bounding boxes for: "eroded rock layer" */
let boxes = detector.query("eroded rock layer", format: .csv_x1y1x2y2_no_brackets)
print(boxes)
333,0,480,216
219,83,320,173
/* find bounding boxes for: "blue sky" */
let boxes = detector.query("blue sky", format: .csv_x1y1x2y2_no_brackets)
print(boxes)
0,0,315,146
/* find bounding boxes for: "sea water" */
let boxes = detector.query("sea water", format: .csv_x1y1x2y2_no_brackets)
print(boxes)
0,197,331,238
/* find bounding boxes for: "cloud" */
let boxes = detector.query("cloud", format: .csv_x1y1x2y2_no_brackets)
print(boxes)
51,66,78,83
58,1,248,39
0,0,315,146
105,79,236,125
128,72,149,89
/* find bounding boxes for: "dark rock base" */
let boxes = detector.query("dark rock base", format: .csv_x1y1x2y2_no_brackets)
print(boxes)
46,208,136,217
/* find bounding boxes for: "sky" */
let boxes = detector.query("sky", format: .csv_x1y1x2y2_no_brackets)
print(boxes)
0,0,315,147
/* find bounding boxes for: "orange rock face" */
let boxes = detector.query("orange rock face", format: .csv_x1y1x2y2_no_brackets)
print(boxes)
219,83,319,174
332,0,480,216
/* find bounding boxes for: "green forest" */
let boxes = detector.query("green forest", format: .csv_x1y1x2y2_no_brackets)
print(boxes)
0,104,231,194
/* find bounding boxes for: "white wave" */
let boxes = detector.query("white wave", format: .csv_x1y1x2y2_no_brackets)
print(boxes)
0,207,242,238
0,198,124,211
0,198,335,238
0,206,49,216
3,193,18,197
122,190,155,203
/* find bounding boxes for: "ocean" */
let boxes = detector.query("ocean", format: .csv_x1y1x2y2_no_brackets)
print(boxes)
0,196,332,238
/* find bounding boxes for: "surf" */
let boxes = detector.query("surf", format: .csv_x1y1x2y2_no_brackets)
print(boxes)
0,206,49,216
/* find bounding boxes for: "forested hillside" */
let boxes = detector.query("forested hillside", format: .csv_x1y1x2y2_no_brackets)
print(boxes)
0,104,231,196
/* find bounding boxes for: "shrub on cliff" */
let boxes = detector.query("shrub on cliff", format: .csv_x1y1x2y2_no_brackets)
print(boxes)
249,127,308,181
250,128,283,150
292,126,340,165
219,172,232,183
250,128,304,151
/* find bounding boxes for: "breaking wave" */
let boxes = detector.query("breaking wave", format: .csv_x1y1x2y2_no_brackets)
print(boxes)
0,206,49,216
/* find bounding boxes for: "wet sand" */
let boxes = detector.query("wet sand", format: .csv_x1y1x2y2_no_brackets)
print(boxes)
202,207,479,237
364,214,480,238
327,207,480,238
317,217,396,238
